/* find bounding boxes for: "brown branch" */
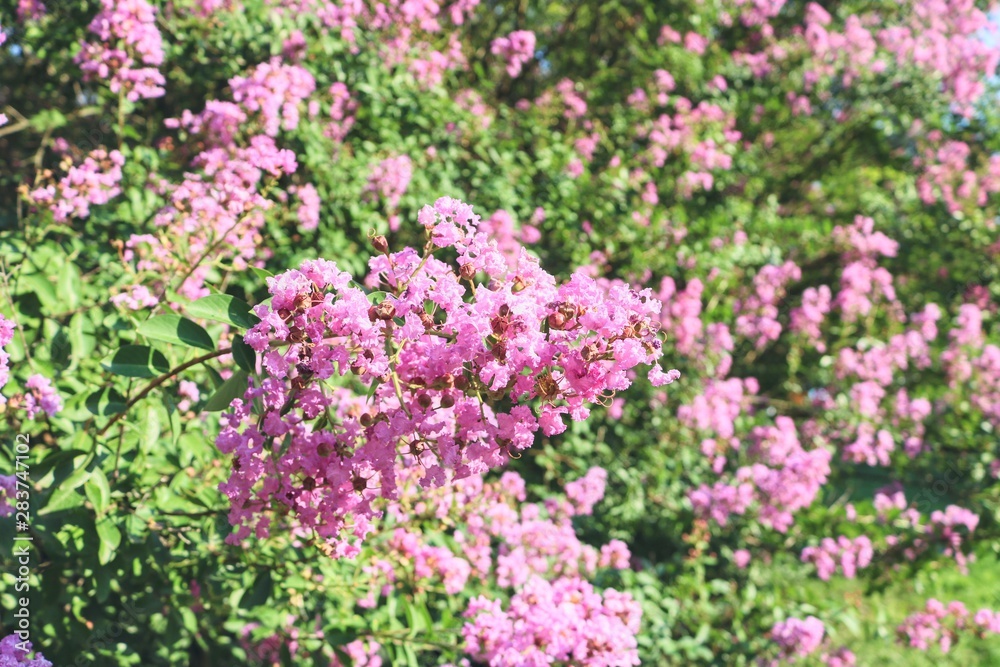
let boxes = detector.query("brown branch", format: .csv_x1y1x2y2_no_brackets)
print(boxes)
97,347,232,437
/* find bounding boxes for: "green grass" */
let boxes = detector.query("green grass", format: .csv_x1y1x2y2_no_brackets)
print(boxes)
795,553,1000,665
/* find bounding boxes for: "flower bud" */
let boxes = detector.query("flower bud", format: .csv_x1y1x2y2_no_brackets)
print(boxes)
368,300,396,321
371,234,389,254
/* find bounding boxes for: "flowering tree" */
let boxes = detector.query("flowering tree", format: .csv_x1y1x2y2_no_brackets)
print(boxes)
1,0,1000,665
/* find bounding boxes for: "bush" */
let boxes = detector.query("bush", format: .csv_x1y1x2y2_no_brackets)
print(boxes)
1,0,1000,665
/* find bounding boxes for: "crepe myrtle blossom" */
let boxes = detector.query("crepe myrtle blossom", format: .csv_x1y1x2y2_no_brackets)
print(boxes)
23,374,63,420
769,616,825,664
216,197,676,557
0,634,52,667
898,599,1000,653
462,577,641,666
0,315,14,405
75,0,166,101
491,30,536,77
28,149,125,222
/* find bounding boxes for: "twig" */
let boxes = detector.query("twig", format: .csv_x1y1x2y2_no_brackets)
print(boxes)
97,347,232,437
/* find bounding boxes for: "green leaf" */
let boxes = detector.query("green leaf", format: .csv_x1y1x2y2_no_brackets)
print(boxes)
103,345,170,378
58,262,83,310
250,267,274,280
96,519,121,565
204,370,249,412
366,291,388,304
137,315,215,351
137,404,162,451
21,272,59,313
69,313,97,359
206,366,225,390
41,467,91,515
186,295,258,329
85,387,127,416
85,468,112,516
232,335,257,373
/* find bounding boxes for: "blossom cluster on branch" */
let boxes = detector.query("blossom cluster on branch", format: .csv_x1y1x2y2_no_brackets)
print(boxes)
217,196,677,556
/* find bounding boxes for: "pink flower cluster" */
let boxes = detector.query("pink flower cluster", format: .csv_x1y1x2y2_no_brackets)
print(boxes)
290,183,321,231
463,576,641,667
831,216,898,323
898,599,1000,652
331,639,383,667
124,135,296,300
240,465,637,664
678,377,757,441
720,0,786,28
915,137,1000,214
491,30,536,77
534,79,588,120
801,535,874,580
690,415,832,532
365,155,413,230
769,616,825,664
28,149,125,222
23,374,62,420
0,315,13,406
0,635,51,667
734,260,801,349
75,0,165,101
790,285,832,352
877,0,1000,116
325,83,358,143
176,380,200,413
942,303,1000,429
369,466,631,606
216,197,672,557
656,277,734,377
925,505,979,573
634,96,740,197
801,0,998,115
239,615,378,666
16,1,46,21
229,59,317,137
484,209,539,268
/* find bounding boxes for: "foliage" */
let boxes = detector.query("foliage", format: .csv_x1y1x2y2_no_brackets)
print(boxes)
1,0,1000,665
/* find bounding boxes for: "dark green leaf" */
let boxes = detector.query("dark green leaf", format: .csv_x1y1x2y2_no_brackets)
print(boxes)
204,370,249,412
186,295,258,329
85,387,128,416
85,468,112,517
232,335,257,373
137,315,215,351
103,345,170,378
96,519,121,565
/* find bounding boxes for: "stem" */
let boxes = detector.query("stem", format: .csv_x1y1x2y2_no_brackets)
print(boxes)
97,347,232,437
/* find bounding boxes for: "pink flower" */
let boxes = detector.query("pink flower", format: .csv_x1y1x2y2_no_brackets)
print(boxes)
771,616,825,661
490,30,535,77
23,374,62,420
75,0,165,101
